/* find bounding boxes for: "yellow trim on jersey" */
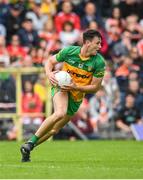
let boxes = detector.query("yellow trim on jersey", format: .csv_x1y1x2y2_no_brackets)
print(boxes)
79,54,90,61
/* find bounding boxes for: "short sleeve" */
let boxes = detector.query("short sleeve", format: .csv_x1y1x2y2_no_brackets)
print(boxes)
93,58,106,78
56,47,70,62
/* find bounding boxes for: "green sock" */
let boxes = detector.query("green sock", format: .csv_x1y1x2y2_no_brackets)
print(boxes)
28,135,39,144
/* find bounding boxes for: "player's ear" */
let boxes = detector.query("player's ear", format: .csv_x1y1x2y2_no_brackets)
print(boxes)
86,40,91,44
85,40,91,47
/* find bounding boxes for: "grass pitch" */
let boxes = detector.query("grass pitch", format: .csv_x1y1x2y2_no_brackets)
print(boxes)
0,140,143,179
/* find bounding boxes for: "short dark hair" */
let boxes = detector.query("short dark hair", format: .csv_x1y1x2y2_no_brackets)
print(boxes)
83,29,102,43
62,21,74,30
126,91,136,98
23,18,33,23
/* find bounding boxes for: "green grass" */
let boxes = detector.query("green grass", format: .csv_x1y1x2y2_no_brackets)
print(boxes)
0,140,143,179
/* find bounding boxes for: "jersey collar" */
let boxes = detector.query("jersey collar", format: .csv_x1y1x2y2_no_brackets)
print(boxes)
79,54,90,61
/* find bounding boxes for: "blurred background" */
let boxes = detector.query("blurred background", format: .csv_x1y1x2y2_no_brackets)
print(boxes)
0,0,143,141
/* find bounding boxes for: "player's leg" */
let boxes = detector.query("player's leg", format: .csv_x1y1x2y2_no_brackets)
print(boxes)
35,91,68,138
36,115,71,146
36,95,82,146
20,91,68,162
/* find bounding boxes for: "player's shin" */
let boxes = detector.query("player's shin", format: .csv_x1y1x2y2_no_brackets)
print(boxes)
35,130,56,146
36,115,71,146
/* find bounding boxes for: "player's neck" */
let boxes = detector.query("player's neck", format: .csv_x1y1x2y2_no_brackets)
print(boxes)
80,46,91,59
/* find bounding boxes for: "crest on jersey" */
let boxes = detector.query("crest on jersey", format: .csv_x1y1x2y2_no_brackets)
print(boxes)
78,63,84,68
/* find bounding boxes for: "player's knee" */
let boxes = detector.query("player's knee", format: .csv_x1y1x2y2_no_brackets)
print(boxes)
50,129,59,135
53,111,66,122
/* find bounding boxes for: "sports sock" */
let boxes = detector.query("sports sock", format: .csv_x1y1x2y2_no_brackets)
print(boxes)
28,135,39,145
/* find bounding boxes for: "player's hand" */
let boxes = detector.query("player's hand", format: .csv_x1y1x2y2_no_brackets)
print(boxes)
60,82,77,92
47,71,59,86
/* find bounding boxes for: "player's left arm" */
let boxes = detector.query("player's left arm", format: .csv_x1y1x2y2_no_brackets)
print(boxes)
79,57,106,93
76,76,103,93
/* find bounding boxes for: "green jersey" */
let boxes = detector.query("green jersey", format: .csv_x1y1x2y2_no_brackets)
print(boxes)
56,46,106,101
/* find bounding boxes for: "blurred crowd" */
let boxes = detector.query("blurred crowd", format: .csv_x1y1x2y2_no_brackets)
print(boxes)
0,0,143,140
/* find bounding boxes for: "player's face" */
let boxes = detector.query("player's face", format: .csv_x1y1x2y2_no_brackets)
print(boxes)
87,37,102,55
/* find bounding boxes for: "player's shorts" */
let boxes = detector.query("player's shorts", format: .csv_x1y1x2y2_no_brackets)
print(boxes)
51,86,82,116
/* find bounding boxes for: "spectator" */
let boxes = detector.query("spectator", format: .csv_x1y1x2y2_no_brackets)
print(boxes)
119,0,142,18
112,30,132,57
96,0,112,18
137,84,143,119
128,70,139,82
22,55,33,67
0,118,16,140
21,55,38,85
137,38,143,58
125,14,143,44
115,56,134,78
115,93,142,138
59,21,80,48
128,80,140,96
115,56,139,102
32,48,46,66
34,73,47,110
40,0,57,17
105,6,125,36
7,34,27,66
107,20,122,48
39,39,47,50
0,35,9,67
129,47,143,69
26,0,48,31
0,23,6,37
81,2,103,30
102,70,120,110
49,39,62,52
18,18,39,49
107,6,125,26
0,0,10,18
3,3,24,43
54,1,81,33
39,19,58,52
22,80,44,139
139,16,143,28
129,46,143,81
22,80,43,114
71,99,98,140
7,123,17,140
89,88,112,131
127,80,142,111
0,74,16,113
70,0,85,17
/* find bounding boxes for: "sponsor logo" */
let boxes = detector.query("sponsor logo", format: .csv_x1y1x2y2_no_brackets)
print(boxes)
67,69,90,79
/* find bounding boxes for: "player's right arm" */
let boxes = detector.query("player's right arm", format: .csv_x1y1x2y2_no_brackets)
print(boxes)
45,47,69,85
45,55,59,86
